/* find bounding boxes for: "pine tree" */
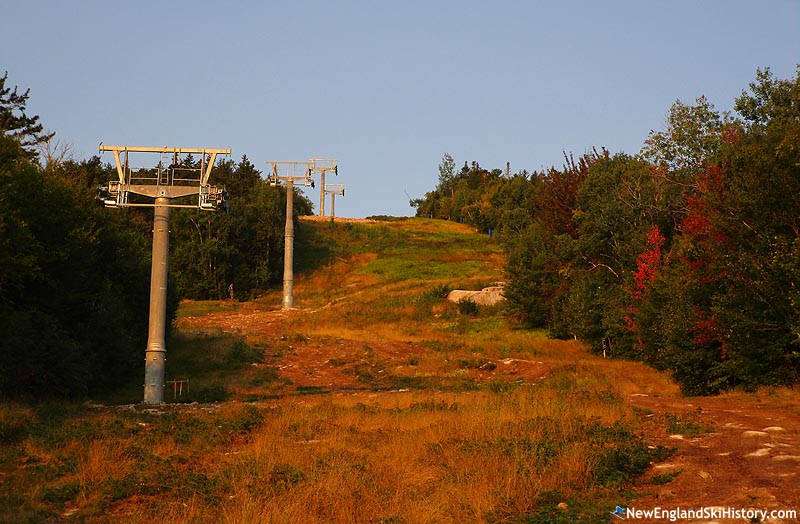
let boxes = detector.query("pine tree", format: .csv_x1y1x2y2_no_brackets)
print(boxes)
0,71,54,159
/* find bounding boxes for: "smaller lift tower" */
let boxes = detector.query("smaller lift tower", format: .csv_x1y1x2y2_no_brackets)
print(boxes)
266,161,315,309
323,183,345,220
310,158,337,217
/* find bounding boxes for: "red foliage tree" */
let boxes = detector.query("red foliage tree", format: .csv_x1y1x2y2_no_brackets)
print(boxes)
533,150,607,237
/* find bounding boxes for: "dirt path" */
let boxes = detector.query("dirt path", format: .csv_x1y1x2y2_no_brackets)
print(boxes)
178,307,551,392
627,392,800,523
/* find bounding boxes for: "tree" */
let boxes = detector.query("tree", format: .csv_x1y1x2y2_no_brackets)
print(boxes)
504,221,572,327
568,153,667,352
0,72,54,159
735,66,800,126
628,67,800,393
641,96,727,175
533,151,604,238
437,153,456,197
170,157,313,300
414,67,800,394
0,134,153,398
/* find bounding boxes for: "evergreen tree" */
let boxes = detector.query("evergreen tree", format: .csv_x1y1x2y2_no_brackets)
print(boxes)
0,72,54,159
0,135,152,398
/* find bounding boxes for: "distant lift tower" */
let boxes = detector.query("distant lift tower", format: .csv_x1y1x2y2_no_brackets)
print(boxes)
97,145,230,404
267,161,315,309
323,183,345,220
310,158,337,217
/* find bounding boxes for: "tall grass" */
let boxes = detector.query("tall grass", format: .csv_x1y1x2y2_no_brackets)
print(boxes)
0,372,671,523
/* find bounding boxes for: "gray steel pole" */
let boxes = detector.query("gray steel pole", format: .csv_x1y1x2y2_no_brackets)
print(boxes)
144,196,170,403
319,170,326,217
331,191,336,220
282,180,294,309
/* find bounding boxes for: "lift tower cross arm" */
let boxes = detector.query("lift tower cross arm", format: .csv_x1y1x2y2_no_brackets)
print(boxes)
101,146,229,180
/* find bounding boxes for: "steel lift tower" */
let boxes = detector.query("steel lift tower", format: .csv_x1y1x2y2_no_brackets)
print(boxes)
310,158,337,217
323,183,345,220
97,145,230,404
267,161,315,309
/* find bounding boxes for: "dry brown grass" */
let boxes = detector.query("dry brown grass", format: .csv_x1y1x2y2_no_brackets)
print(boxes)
103,383,632,523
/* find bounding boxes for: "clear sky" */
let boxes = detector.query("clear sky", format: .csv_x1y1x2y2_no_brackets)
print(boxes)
2,1,798,218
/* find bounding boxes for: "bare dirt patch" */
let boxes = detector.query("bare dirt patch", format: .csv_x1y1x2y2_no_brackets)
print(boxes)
178,306,550,393
629,392,800,522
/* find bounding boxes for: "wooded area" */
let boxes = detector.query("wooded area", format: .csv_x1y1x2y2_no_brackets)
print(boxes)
413,67,800,394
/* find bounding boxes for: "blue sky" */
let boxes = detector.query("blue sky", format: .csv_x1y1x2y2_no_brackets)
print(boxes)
2,1,798,217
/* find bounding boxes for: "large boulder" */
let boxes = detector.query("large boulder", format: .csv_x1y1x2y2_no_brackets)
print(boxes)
447,285,506,306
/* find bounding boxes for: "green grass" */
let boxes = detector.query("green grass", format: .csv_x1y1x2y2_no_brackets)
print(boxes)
664,413,713,435
651,470,682,485
97,332,283,405
358,253,488,282
296,218,503,285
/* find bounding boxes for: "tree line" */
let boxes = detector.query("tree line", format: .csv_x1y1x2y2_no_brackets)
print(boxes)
413,67,800,395
0,72,312,399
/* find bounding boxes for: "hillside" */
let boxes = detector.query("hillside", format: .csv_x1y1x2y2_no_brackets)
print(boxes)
1,217,798,523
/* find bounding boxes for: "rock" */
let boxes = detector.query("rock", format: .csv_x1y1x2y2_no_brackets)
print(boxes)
446,284,506,306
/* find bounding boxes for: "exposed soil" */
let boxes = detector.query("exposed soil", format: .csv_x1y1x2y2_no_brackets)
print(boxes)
179,306,800,524
628,392,800,523
178,306,550,393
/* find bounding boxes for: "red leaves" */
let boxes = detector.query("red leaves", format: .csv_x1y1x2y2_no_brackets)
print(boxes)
533,150,606,238
680,164,730,271
533,167,586,238
630,224,665,300
721,124,741,145
691,310,728,358
679,164,730,357
624,224,665,350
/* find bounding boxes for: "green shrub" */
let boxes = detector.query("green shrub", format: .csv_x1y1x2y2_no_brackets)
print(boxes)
421,283,452,302
0,411,30,445
664,413,712,435
225,341,264,367
457,298,479,316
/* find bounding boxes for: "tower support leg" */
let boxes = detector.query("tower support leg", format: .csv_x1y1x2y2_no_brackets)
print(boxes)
144,197,170,404
282,180,295,309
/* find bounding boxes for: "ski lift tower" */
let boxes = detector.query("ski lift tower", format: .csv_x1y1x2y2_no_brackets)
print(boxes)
310,158,337,217
323,183,345,221
267,161,315,309
97,145,230,404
